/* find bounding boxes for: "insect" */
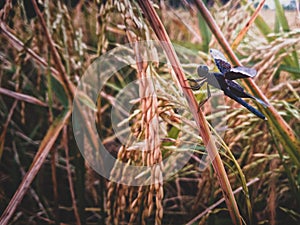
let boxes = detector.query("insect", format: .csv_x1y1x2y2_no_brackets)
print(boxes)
187,49,268,120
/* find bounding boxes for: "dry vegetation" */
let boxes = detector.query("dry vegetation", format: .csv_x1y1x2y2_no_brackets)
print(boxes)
261,9,299,28
0,0,299,225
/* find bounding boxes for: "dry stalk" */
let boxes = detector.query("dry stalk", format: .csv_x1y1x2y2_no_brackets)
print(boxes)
96,0,113,55
62,126,82,225
30,0,75,99
0,0,13,21
137,1,242,225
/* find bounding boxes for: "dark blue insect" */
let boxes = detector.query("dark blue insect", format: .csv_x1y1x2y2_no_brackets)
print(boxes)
188,49,268,120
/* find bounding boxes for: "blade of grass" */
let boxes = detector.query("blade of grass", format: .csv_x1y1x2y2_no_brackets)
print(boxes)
269,128,300,204
197,11,211,52
136,1,242,224
50,147,59,224
274,13,281,32
209,123,254,225
62,126,82,225
0,100,18,159
278,64,300,74
274,0,289,32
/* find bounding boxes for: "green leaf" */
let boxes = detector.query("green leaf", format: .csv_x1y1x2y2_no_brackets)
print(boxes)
197,12,211,53
50,76,69,108
77,91,97,112
274,0,290,32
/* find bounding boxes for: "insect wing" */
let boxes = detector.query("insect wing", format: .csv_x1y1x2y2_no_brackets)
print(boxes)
226,80,248,97
252,96,269,108
225,66,257,80
210,49,231,74
226,80,269,108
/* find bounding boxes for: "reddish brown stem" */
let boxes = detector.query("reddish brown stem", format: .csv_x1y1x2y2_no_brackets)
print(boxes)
136,1,242,224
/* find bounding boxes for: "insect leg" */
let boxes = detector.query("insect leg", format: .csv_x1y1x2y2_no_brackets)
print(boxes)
184,78,206,91
186,78,203,82
197,84,211,112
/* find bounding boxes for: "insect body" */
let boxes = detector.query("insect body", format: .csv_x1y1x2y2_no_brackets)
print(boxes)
188,49,268,120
